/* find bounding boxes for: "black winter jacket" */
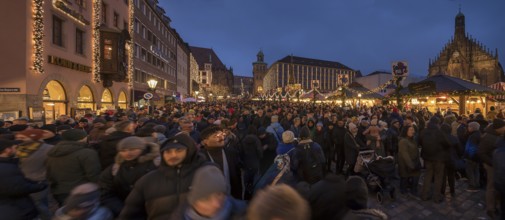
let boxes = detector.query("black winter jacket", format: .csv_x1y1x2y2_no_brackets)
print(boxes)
99,143,159,217
118,144,206,219
0,157,46,220
419,124,450,162
478,126,500,166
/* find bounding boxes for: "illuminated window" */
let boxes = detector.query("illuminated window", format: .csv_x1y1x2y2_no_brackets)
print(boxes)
104,39,112,60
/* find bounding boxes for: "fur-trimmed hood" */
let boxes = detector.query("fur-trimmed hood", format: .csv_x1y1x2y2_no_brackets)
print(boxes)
112,142,161,175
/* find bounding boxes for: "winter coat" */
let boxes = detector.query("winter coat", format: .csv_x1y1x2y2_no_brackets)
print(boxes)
259,133,278,175
100,143,160,217
419,124,450,162
344,131,362,166
47,141,101,196
303,174,350,220
18,141,53,181
398,137,421,177
351,209,388,220
478,126,500,166
313,129,328,153
118,143,207,220
200,147,243,200
464,130,481,161
239,134,262,171
99,131,132,169
291,140,326,183
88,125,109,146
493,142,505,193
44,134,62,145
266,122,284,144
277,142,295,155
0,157,47,220
385,126,400,153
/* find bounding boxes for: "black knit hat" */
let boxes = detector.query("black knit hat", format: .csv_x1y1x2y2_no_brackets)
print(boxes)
61,129,87,141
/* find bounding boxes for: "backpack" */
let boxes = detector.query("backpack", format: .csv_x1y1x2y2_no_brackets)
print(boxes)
296,143,324,184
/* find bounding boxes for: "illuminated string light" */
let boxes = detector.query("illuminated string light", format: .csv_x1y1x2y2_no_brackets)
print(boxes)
92,0,101,82
32,0,44,74
128,0,134,87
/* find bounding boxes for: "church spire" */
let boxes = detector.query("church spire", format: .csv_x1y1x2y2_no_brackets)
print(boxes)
455,7,465,40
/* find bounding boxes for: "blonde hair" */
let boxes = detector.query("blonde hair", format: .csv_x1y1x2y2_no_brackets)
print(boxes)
247,184,310,220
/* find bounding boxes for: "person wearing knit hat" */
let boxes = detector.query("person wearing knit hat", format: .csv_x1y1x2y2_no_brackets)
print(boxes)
292,125,325,184
98,120,134,169
14,128,55,219
0,139,48,220
61,129,88,142
99,136,160,217
277,130,296,155
118,132,207,219
53,183,112,220
174,165,247,219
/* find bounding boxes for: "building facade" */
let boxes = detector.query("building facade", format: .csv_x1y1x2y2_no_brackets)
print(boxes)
190,46,234,98
428,10,504,86
0,0,130,123
131,0,177,107
174,30,190,99
189,53,199,96
260,54,358,93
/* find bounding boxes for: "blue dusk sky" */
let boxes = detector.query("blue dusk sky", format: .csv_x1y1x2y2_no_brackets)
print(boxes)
160,0,505,78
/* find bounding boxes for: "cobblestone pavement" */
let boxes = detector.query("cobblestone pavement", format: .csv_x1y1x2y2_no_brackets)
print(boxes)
367,172,490,220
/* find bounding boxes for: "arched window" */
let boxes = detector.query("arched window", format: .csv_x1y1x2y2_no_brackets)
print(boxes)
100,89,114,112
43,80,67,124
118,91,127,110
77,85,95,110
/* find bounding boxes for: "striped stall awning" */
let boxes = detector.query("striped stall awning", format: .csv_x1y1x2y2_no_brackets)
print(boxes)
489,82,505,101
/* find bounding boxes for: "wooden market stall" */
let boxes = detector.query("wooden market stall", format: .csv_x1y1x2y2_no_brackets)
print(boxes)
401,74,502,116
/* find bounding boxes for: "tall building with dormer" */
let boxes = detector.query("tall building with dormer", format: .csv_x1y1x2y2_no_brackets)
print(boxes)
428,10,504,86
190,46,234,96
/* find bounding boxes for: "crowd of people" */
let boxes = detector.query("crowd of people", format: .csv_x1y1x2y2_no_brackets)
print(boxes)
0,100,504,220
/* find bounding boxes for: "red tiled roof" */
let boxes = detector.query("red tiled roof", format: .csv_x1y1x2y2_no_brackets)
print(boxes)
189,46,227,70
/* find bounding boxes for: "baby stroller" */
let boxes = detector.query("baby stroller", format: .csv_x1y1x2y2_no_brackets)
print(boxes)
358,150,396,204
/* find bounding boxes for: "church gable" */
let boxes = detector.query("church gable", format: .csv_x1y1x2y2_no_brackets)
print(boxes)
428,10,503,86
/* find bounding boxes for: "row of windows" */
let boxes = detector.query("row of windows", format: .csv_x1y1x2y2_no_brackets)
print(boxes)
134,19,176,62
52,15,85,55
134,44,175,77
133,0,177,47
102,3,128,30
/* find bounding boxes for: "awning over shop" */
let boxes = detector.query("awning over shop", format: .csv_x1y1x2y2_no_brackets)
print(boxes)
326,82,384,99
401,74,502,96
133,90,161,101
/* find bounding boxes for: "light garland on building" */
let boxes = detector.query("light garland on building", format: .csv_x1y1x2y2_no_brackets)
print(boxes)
32,0,44,74
128,0,135,88
92,0,101,82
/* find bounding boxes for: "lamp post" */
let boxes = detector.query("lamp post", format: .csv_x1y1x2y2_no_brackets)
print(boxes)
195,90,199,101
209,93,213,102
358,93,362,109
147,79,158,115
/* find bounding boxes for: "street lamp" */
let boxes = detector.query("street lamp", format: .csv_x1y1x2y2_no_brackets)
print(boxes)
209,93,213,102
195,90,199,98
147,79,158,115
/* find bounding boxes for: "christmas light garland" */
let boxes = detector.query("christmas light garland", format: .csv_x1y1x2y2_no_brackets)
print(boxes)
128,0,134,87
32,0,44,74
92,0,101,82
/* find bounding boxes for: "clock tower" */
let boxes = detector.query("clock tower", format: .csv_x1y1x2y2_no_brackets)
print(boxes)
252,50,267,95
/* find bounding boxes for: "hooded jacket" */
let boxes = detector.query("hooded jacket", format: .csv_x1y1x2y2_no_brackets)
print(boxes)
118,137,207,220
419,123,450,162
47,141,101,196
266,122,284,144
99,142,160,217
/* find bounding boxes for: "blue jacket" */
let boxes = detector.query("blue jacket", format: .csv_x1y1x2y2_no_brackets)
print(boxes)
266,122,284,144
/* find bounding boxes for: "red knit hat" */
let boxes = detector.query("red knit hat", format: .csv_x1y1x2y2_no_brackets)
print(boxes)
16,129,54,140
